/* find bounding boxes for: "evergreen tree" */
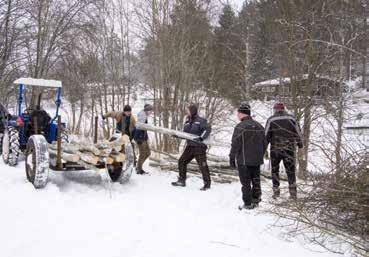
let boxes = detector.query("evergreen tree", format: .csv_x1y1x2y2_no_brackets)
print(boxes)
239,0,277,85
212,4,244,104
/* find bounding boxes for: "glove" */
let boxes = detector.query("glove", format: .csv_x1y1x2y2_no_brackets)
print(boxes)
193,137,203,142
229,157,236,168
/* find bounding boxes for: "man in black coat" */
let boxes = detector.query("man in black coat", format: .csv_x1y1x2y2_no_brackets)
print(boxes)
265,102,303,199
172,104,212,191
229,103,267,210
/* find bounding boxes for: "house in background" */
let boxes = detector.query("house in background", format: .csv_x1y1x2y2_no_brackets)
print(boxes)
252,75,342,100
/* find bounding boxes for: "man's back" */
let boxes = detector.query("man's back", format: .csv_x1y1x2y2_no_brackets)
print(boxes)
265,112,303,150
230,116,266,166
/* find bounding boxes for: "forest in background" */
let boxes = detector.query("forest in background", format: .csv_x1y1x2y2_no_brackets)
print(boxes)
0,0,368,152
0,1,368,255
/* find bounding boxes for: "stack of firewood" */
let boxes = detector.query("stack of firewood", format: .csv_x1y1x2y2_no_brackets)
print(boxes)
48,135,129,167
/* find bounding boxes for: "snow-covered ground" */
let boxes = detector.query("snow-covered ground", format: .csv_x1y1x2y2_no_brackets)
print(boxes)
0,159,341,257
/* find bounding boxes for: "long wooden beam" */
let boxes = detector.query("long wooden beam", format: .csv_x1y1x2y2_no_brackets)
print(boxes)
135,122,226,147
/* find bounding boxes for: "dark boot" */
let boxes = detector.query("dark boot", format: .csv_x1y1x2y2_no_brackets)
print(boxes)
137,169,149,175
252,196,261,206
289,186,297,200
200,185,210,191
272,187,280,199
238,203,256,210
171,178,186,187
289,184,297,200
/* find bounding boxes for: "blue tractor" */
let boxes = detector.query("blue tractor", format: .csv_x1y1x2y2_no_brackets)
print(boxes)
1,78,134,189
1,78,66,168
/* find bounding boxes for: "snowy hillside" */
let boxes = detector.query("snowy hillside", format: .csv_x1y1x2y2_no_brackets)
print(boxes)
0,159,343,257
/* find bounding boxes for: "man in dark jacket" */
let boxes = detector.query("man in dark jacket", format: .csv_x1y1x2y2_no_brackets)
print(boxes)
265,102,303,199
172,104,212,191
229,103,267,210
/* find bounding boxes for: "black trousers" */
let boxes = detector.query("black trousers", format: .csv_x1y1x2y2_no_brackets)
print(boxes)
238,165,261,206
271,149,297,194
178,145,211,186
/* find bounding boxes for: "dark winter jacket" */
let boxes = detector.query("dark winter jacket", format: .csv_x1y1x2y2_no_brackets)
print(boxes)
229,116,267,166
183,108,211,148
265,111,303,151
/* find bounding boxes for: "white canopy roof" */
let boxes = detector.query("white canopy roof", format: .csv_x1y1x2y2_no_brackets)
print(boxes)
14,78,62,88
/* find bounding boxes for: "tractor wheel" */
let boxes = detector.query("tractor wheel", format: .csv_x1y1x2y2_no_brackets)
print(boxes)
0,133,3,155
25,135,49,189
106,142,134,184
2,126,20,166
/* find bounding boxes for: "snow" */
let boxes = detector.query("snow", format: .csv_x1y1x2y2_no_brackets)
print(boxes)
0,159,342,257
14,78,62,88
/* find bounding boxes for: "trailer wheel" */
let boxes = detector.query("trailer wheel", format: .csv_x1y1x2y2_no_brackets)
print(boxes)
25,135,49,189
2,126,20,166
106,143,134,183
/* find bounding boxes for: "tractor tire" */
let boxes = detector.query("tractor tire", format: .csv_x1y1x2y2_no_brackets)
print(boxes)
106,142,134,184
0,133,3,155
2,126,20,166
25,135,49,189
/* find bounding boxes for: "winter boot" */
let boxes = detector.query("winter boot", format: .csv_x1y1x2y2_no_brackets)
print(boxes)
272,187,280,199
238,204,256,210
252,197,261,206
289,185,297,200
137,169,149,175
200,185,211,191
171,178,186,187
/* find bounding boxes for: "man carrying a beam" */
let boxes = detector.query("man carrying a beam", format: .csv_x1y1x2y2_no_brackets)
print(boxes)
172,104,212,191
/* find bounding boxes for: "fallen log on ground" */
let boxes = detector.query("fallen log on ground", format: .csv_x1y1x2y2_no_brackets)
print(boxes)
149,151,288,182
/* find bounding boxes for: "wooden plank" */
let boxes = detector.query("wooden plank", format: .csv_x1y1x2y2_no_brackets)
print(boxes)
135,122,226,147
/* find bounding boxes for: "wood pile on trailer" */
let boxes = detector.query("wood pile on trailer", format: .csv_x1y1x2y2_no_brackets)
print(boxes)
48,134,130,168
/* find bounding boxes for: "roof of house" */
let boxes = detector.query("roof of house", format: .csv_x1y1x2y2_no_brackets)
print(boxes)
254,74,338,88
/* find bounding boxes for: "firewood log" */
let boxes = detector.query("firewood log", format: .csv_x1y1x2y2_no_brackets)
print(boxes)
109,153,126,163
48,149,80,163
74,142,100,156
79,152,99,165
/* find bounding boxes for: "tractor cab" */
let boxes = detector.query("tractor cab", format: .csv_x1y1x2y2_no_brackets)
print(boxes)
2,78,65,166
11,78,63,147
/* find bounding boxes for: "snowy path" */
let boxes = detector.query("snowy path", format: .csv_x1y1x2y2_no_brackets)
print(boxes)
0,160,339,257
